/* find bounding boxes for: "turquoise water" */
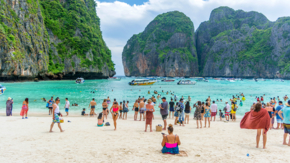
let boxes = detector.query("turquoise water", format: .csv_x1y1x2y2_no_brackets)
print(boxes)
0,78,289,116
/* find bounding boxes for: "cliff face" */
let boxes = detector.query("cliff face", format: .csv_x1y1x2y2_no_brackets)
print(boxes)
0,0,115,81
0,0,50,80
122,11,199,77
123,7,290,78
196,6,290,78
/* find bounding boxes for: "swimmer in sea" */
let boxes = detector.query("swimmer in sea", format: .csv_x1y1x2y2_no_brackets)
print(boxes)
107,96,111,105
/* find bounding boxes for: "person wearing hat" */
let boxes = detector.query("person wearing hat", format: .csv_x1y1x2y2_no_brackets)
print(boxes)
159,97,168,130
278,100,290,146
6,97,13,116
178,99,185,126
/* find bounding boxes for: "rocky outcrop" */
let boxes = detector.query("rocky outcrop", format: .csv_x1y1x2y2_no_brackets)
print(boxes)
196,6,290,78
122,11,199,77
0,0,115,81
123,7,290,78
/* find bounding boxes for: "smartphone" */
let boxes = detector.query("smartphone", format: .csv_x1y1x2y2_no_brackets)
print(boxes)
161,133,165,135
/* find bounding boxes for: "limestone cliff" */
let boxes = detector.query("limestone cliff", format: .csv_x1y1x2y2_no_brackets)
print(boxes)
122,11,199,77
196,6,290,78
0,0,115,81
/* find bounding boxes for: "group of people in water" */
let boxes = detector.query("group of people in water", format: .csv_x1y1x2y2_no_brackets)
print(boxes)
5,90,290,154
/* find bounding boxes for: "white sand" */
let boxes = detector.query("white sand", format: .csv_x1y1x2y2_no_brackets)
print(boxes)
0,114,289,163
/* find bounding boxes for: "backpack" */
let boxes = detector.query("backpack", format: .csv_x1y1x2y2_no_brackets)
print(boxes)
105,122,110,126
176,104,181,113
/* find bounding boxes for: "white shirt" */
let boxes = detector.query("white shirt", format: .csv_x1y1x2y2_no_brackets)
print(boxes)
65,101,70,108
211,104,218,112
226,104,231,112
54,104,60,114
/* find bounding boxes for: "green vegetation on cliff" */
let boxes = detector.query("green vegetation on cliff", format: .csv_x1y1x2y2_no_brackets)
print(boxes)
40,0,114,73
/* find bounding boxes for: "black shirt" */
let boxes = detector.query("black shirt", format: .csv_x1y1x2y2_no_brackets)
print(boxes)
169,101,175,108
81,111,85,115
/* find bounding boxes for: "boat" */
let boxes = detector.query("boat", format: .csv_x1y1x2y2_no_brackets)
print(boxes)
161,78,175,82
76,78,85,84
229,79,235,82
195,77,204,81
257,78,265,81
204,80,209,82
108,77,121,81
128,79,156,86
0,84,6,95
177,80,196,85
146,77,158,82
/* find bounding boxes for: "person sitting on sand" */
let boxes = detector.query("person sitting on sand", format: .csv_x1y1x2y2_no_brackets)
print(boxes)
278,100,290,146
49,97,64,132
110,102,119,131
145,99,155,132
97,113,104,127
81,108,88,116
240,103,270,149
161,124,181,154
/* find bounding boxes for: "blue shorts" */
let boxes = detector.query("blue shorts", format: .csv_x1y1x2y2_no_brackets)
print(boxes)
65,108,69,112
170,107,174,112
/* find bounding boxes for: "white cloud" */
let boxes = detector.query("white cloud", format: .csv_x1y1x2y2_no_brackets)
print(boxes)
96,0,290,76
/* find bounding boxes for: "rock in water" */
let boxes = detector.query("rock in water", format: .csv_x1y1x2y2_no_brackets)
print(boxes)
122,11,199,77
196,6,290,78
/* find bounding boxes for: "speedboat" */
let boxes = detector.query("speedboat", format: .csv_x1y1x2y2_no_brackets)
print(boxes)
204,80,209,82
195,77,204,82
0,85,6,95
76,78,85,84
161,78,175,82
129,79,156,86
177,80,196,85
108,77,121,81
146,77,158,82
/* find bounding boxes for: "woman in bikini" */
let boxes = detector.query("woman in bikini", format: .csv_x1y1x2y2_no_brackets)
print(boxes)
133,100,139,121
204,102,211,128
102,99,108,119
20,98,29,119
110,102,119,130
161,124,181,154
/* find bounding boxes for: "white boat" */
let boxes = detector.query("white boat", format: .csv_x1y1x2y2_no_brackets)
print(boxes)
229,80,235,82
257,78,265,81
177,80,196,85
129,79,156,86
204,80,209,82
146,77,158,82
108,77,121,81
0,84,6,95
76,78,85,84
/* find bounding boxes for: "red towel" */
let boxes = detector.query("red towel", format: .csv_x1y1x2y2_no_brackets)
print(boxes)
240,109,270,134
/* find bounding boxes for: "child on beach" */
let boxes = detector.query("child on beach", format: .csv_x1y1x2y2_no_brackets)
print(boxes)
81,108,88,116
219,109,224,121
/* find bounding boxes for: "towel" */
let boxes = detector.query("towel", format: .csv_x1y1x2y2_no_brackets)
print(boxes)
240,109,270,134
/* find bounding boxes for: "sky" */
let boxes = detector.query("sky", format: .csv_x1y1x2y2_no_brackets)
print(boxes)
95,0,290,76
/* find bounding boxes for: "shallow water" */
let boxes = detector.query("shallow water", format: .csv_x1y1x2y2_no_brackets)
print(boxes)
0,78,288,117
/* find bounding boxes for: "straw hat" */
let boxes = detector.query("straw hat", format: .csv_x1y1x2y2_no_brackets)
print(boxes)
8,97,11,100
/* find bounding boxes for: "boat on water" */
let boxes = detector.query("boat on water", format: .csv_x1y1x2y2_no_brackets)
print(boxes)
76,78,85,84
146,77,158,82
0,84,6,95
161,78,175,82
204,79,209,82
177,80,196,85
257,78,265,81
108,77,121,81
129,79,156,86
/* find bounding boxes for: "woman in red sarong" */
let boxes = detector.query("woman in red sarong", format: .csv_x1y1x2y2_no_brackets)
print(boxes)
240,103,270,149
145,99,155,132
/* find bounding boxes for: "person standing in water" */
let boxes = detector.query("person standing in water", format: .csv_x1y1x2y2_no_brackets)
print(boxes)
159,97,168,130
102,99,108,119
145,99,155,132
89,98,97,116
49,97,64,132
47,96,54,115
110,102,119,131
207,96,211,106
64,98,70,116
107,96,111,105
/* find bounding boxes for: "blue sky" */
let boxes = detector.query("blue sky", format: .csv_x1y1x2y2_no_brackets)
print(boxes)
96,0,290,76
98,0,147,5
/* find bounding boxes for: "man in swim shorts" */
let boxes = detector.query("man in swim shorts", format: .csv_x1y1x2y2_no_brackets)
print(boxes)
89,98,97,116
139,99,145,121
278,100,290,146
64,98,70,116
47,96,54,115
159,97,168,130
210,101,218,121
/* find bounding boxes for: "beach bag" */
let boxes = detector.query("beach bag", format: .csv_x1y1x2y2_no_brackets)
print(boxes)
123,107,128,112
105,122,110,126
176,105,181,113
60,117,64,123
233,106,238,112
46,103,49,108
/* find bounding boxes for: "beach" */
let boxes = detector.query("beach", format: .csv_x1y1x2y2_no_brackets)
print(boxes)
0,113,288,163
